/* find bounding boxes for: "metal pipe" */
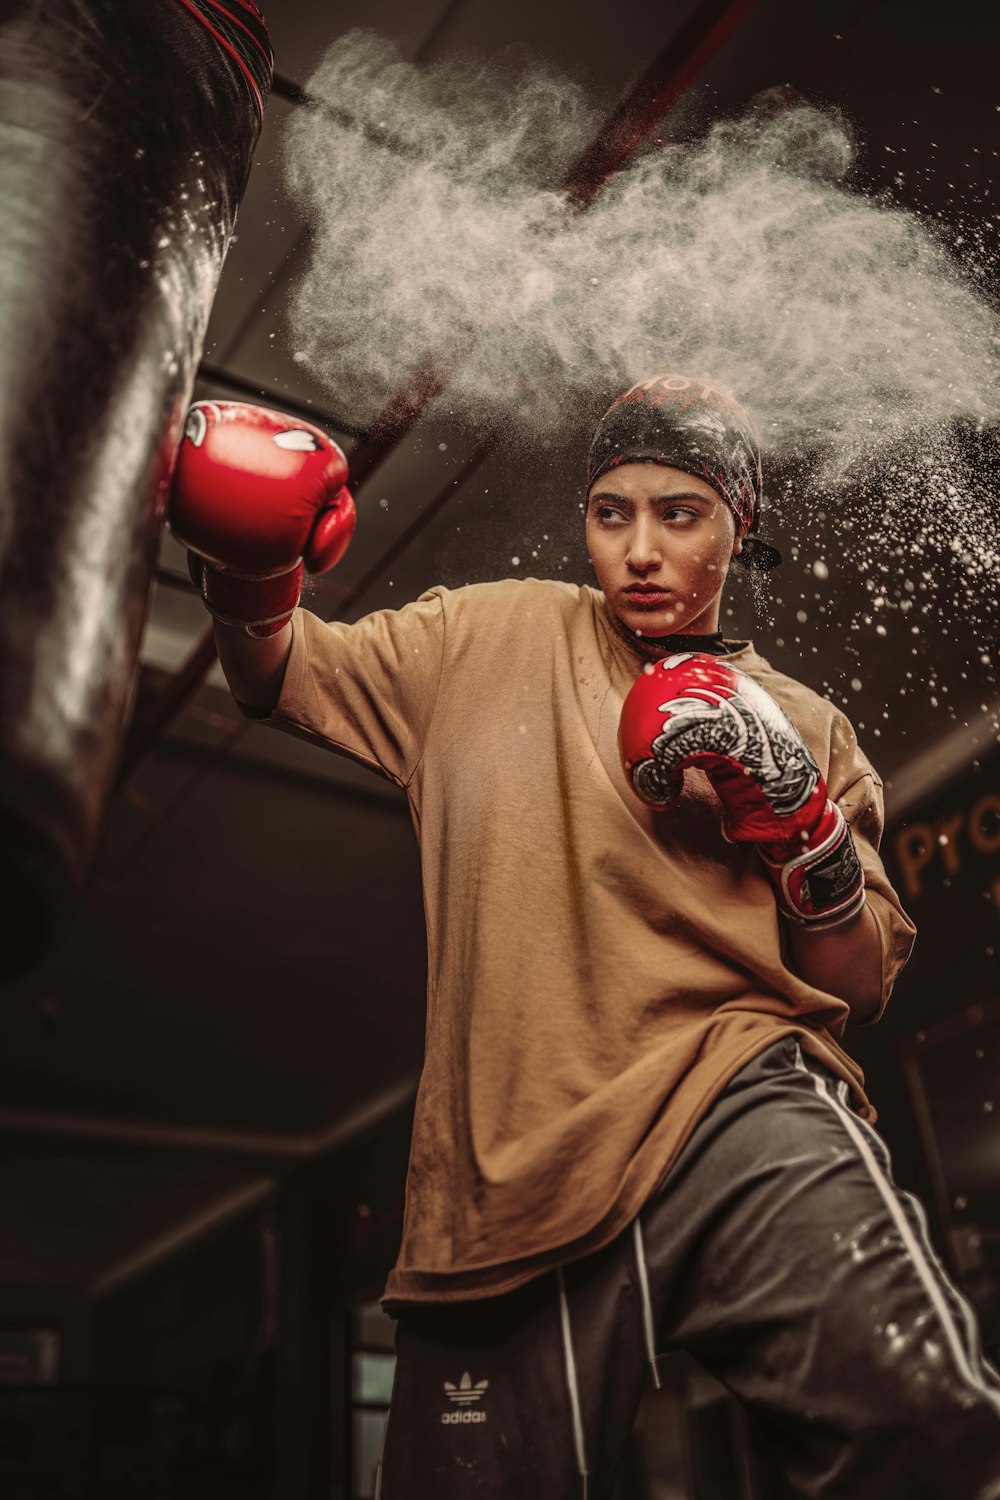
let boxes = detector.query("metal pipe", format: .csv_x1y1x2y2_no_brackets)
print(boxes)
0,1074,419,1161
564,0,762,208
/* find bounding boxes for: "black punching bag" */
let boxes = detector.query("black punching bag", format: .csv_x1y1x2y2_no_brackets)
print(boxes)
0,0,271,978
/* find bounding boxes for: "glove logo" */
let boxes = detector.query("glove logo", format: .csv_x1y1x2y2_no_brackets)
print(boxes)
183,404,215,447
273,429,322,451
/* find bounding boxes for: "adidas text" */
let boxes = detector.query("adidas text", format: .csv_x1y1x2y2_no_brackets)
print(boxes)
441,1409,487,1424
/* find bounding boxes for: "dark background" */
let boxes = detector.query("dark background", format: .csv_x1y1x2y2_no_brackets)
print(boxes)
1,1,998,1495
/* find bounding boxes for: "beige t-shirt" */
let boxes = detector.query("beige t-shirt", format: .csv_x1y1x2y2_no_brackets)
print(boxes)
264,578,915,1305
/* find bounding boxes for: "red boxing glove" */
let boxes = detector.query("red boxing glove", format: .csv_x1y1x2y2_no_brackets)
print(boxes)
619,653,865,929
168,401,356,637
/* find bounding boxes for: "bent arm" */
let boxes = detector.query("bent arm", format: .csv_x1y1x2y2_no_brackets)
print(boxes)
786,902,883,1023
214,618,292,712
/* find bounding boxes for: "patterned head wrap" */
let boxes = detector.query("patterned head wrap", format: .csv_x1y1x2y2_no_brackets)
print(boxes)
587,374,781,569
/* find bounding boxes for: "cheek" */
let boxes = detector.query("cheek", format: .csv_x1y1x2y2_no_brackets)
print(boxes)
678,530,732,587
585,523,612,569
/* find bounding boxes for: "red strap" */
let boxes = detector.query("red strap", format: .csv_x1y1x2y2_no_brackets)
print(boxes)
200,559,303,632
170,0,272,126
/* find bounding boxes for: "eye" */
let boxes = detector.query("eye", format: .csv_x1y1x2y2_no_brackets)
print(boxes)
662,505,700,523
593,504,627,524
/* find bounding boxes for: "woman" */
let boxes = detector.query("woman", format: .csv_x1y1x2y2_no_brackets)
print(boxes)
170,376,1000,1498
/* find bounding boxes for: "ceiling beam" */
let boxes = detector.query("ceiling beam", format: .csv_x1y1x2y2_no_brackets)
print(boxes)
0,1074,418,1163
564,0,762,208
86,1177,276,1299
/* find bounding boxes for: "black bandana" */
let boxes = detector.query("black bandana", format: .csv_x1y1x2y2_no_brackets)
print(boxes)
587,375,781,571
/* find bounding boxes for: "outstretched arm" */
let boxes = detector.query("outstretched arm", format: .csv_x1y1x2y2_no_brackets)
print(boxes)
214,618,292,713
167,400,355,713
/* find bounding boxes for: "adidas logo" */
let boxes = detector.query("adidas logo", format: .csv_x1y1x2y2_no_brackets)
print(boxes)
444,1372,488,1406
441,1372,488,1424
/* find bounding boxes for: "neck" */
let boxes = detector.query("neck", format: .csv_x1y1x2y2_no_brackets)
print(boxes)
611,613,727,662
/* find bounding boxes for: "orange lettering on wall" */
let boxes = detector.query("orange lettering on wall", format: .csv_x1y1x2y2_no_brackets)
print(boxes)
894,823,935,901
969,794,1000,856
936,813,965,876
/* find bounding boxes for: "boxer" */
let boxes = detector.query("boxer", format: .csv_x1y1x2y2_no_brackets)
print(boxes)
169,380,999,1498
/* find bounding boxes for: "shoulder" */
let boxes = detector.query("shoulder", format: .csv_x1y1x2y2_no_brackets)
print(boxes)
728,646,833,722
438,576,593,625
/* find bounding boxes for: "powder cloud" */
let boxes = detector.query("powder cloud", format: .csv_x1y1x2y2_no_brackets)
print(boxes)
284,31,1000,458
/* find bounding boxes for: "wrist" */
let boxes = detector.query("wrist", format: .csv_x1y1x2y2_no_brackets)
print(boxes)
195,555,303,636
759,801,866,929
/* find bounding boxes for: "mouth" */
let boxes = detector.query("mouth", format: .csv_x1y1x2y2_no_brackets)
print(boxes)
621,585,672,606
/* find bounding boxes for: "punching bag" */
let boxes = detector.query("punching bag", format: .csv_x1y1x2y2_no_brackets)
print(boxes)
0,0,271,978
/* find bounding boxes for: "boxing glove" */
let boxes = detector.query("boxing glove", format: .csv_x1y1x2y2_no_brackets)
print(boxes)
619,653,865,928
168,401,356,636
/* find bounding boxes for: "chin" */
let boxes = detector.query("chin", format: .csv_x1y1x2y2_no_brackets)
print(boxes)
618,605,685,635
622,604,722,640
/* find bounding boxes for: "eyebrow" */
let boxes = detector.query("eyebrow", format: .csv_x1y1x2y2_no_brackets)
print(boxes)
587,488,713,506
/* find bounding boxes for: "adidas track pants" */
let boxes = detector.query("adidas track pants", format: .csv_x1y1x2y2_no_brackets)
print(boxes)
377,1036,1000,1498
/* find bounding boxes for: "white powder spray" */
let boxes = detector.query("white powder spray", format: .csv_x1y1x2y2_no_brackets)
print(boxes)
284,33,998,438
283,33,999,672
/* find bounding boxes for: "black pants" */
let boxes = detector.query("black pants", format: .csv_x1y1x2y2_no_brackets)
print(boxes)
378,1038,1000,1499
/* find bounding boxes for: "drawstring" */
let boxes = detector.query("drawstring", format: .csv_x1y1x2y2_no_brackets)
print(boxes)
557,1268,590,1500
632,1218,662,1390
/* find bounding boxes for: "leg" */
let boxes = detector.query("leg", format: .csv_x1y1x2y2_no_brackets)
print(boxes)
641,1036,1000,1499
378,1247,654,1500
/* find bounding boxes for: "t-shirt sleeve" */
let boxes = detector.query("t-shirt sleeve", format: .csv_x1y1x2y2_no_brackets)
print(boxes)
253,588,447,788
825,710,917,1023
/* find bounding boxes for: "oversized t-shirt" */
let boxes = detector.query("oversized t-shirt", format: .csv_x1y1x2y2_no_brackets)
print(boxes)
262,577,915,1305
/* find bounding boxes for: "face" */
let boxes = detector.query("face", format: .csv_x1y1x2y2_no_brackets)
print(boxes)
586,463,742,640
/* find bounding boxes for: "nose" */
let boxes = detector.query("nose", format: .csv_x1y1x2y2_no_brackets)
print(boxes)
626,515,662,573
